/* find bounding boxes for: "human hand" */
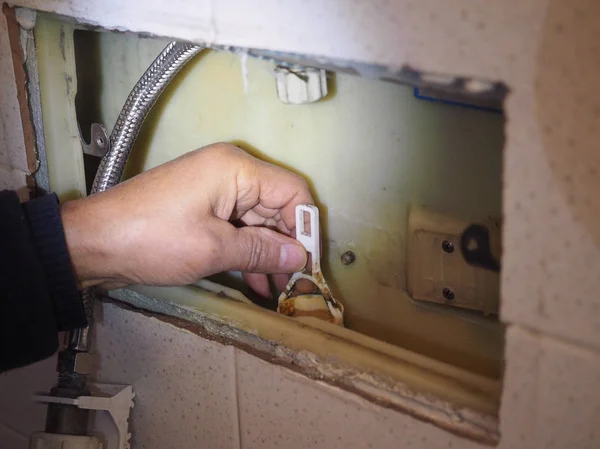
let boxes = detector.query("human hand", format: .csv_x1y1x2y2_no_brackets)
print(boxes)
60,143,312,297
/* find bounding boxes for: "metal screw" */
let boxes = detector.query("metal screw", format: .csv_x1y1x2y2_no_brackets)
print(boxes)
442,240,454,253
340,251,356,265
443,288,455,300
95,136,105,148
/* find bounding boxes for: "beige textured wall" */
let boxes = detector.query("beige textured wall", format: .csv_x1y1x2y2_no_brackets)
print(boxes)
1,0,600,448
0,8,28,196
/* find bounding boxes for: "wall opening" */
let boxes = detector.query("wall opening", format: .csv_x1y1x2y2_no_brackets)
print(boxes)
35,23,507,437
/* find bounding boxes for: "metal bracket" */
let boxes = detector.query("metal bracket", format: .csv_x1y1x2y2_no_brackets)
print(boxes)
80,123,109,157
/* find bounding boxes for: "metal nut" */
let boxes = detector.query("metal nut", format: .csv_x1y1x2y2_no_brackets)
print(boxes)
442,288,455,300
441,240,454,253
340,251,356,265
57,351,93,375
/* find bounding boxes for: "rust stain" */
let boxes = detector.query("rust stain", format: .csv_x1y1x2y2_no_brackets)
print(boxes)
278,274,340,324
313,269,345,316
278,298,296,316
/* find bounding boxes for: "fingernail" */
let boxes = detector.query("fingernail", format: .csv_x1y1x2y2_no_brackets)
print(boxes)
280,243,307,272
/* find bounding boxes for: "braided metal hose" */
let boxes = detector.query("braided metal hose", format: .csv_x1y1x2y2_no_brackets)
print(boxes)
67,42,204,354
93,42,204,192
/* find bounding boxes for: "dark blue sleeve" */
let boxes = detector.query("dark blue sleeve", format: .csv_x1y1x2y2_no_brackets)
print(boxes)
0,190,86,372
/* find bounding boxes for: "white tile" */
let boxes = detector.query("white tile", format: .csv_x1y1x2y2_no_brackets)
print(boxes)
235,349,484,449
500,0,600,349
93,302,240,449
498,326,540,449
536,336,600,449
500,325,600,449
0,355,56,436
0,423,28,449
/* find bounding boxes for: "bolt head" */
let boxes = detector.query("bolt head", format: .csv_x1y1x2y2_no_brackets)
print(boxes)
57,351,93,375
340,251,356,265
443,288,455,300
442,240,454,253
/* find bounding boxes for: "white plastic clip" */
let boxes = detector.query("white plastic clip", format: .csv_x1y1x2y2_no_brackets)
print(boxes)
277,204,344,326
296,204,321,272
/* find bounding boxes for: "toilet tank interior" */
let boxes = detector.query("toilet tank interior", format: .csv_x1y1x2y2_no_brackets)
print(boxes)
67,28,505,379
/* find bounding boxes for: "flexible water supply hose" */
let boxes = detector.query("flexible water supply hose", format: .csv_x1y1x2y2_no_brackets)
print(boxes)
93,42,204,192
67,42,204,353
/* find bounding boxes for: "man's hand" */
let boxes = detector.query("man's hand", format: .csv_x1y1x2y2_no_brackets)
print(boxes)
61,143,312,296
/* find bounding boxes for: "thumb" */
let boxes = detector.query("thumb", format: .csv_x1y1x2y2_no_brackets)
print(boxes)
221,225,307,273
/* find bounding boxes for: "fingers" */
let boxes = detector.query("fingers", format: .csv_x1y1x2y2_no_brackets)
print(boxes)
236,209,279,228
242,273,271,298
239,158,314,232
295,278,318,293
216,223,307,274
196,144,313,234
96,280,129,292
243,273,291,299
272,273,291,293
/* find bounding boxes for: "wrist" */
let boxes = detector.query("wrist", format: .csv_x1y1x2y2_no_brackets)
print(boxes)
60,197,116,289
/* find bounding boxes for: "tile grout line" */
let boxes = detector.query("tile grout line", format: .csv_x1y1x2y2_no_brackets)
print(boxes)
232,347,243,449
509,322,600,357
0,422,28,441
530,337,543,449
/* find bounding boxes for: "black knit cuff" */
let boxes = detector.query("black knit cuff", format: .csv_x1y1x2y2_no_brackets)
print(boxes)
23,194,87,331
